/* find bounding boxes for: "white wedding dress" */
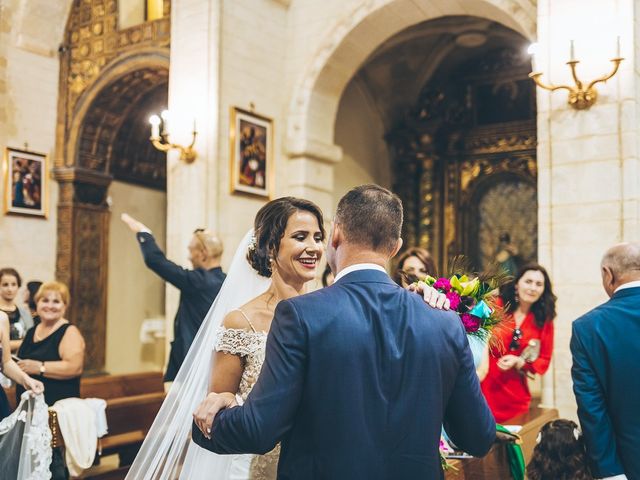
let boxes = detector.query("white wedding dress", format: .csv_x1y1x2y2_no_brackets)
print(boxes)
180,322,279,480
0,392,52,479
126,230,277,480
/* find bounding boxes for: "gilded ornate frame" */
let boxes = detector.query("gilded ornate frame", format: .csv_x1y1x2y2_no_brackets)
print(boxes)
229,107,274,199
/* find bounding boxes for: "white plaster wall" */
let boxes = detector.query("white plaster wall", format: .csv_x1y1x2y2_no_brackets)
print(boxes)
167,0,290,275
214,0,290,262
333,78,391,205
0,0,62,291
106,181,167,374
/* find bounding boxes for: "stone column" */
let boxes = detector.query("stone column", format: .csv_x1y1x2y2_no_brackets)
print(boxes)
54,168,111,373
286,138,343,218
165,0,222,355
536,0,639,417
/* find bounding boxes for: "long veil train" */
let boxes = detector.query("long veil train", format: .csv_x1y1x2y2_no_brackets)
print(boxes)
126,230,270,479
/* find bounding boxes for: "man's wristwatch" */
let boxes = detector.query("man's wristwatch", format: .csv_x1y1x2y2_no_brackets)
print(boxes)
39,361,46,376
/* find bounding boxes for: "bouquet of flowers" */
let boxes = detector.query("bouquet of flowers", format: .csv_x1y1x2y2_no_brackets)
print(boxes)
419,271,504,341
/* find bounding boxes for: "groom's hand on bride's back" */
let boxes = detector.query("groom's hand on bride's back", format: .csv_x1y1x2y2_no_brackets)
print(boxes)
193,392,237,439
408,281,451,310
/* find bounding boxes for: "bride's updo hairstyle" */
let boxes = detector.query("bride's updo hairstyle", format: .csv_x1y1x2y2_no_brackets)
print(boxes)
247,197,325,277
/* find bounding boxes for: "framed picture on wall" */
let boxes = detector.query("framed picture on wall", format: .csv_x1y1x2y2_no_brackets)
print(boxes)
3,147,48,218
229,107,273,198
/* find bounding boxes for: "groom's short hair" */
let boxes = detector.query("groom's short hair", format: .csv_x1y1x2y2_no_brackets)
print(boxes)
335,184,403,253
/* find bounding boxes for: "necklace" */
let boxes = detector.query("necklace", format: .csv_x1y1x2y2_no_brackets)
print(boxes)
34,319,63,342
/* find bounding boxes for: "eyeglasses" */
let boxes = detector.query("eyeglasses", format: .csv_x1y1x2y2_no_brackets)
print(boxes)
509,327,522,351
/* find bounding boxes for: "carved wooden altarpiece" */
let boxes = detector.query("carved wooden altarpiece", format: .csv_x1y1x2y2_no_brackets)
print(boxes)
54,0,171,372
388,48,537,274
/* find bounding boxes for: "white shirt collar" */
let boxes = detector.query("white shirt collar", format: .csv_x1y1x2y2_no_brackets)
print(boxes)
333,263,387,283
614,280,640,293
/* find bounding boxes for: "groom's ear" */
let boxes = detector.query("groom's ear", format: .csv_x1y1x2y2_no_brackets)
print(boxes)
331,222,342,249
389,237,403,258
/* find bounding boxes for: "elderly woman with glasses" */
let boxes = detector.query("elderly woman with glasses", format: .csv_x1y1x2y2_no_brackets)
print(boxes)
481,263,557,423
121,213,227,382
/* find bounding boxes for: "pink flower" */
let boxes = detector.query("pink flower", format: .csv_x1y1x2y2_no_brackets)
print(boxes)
461,313,481,333
446,291,461,311
433,277,451,292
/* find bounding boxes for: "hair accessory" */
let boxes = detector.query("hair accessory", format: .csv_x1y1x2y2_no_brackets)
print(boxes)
573,427,580,441
536,432,541,444
248,234,257,252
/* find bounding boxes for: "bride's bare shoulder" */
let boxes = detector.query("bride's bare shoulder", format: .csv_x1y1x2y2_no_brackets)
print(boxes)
222,295,272,332
221,310,251,330
221,297,262,330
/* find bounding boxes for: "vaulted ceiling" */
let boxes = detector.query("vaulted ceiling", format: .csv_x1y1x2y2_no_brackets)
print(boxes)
349,15,530,130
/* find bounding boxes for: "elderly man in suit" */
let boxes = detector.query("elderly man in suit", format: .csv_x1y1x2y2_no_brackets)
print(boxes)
571,242,640,480
192,184,495,479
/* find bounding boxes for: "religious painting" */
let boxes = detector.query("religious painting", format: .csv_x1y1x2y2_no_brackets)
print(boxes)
229,107,273,198
472,178,537,272
3,147,48,217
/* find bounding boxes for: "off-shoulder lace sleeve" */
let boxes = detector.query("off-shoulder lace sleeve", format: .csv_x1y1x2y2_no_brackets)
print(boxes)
215,327,266,356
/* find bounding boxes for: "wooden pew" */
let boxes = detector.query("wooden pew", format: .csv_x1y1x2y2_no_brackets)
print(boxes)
3,372,165,478
444,406,559,479
3,371,165,410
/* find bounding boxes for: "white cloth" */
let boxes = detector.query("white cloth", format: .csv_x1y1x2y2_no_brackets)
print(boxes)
0,391,52,479
126,230,272,479
84,398,108,438
52,397,97,476
614,280,640,293
332,263,387,283
598,475,627,480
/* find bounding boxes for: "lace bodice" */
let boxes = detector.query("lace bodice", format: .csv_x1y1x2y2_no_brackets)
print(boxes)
215,326,268,402
214,325,279,480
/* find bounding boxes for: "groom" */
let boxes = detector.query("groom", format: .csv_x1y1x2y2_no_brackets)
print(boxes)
193,184,496,478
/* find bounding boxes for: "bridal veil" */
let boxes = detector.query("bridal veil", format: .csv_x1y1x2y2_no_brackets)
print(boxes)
126,230,270,479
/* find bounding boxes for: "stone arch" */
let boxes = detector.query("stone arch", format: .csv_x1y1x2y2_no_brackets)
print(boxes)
287,0,536,153
66,48,170,175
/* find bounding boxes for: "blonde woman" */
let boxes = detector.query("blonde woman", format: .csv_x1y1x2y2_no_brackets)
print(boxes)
16,281,85,406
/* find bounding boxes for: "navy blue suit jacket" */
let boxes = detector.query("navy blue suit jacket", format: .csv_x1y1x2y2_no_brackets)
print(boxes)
571,286,640,479
193,269,496,479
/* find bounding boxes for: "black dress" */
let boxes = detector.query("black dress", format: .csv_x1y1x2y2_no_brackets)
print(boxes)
16,324,80,406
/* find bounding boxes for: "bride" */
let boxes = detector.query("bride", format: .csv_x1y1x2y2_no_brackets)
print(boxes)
126,196,326,480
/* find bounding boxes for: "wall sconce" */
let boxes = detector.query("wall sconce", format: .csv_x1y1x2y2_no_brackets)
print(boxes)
528,38,624,110
148,110,198,163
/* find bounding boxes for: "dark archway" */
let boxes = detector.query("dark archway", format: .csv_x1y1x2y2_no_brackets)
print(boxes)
55,65,168,372
381,18,536,272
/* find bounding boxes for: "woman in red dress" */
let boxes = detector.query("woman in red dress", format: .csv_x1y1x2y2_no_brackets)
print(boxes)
481,264,557,423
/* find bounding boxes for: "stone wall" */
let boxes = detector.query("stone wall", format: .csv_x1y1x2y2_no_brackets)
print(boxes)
536,0,640,418
0,0,69,287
